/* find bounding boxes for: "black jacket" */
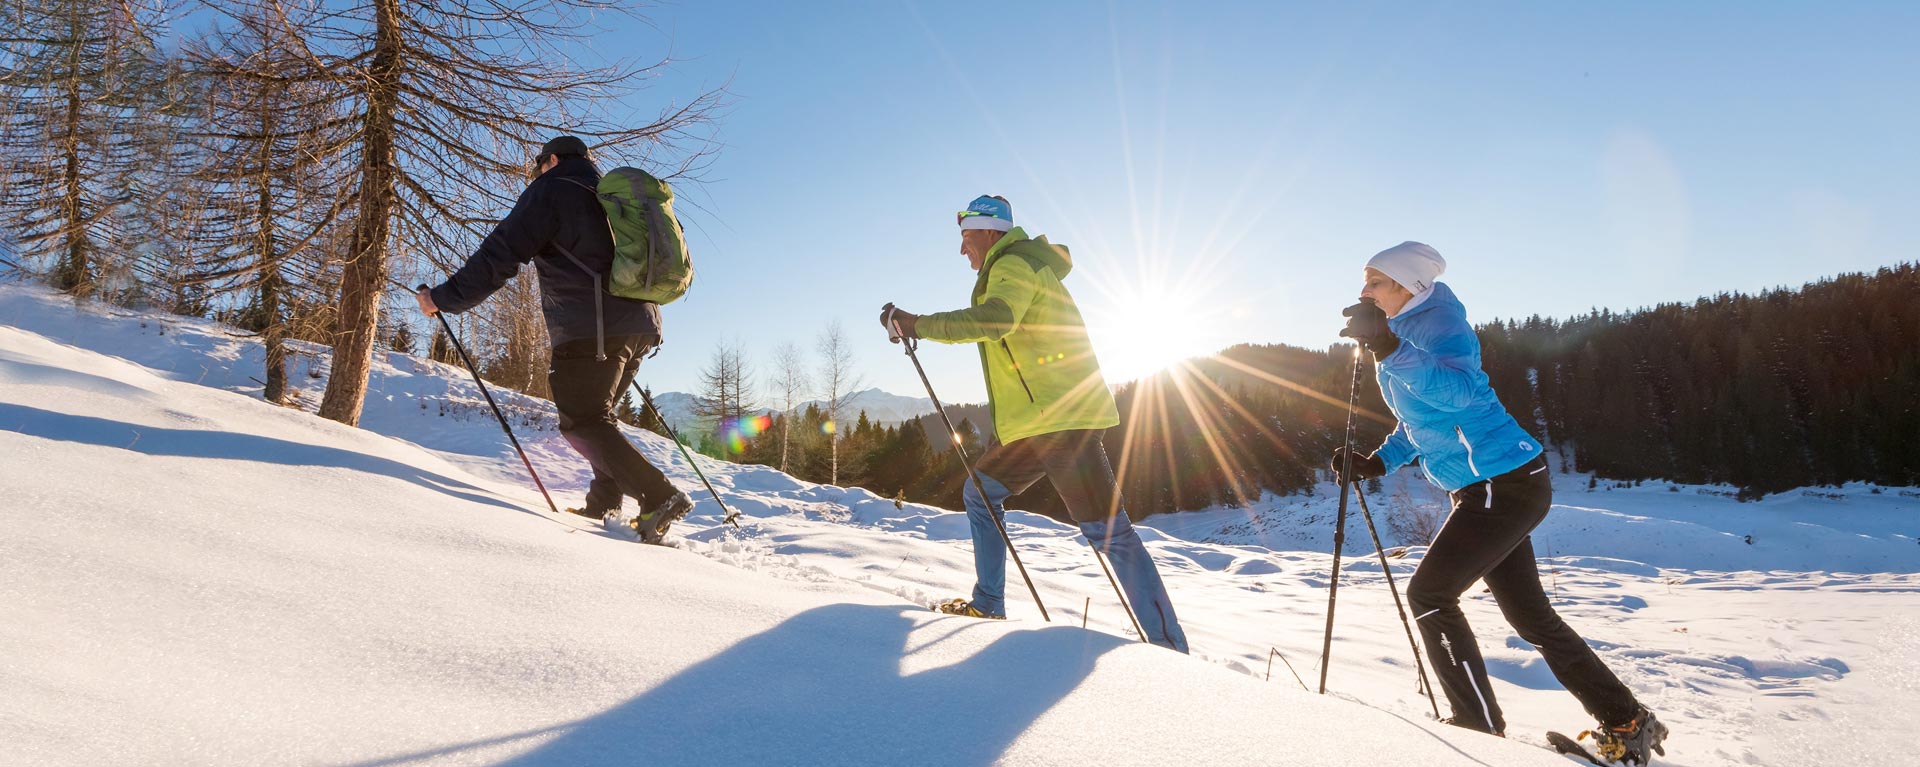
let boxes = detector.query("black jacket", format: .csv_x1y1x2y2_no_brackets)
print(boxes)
430,156,662,349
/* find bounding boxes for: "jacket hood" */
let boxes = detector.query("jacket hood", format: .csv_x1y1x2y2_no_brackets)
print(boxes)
994,228,1074,278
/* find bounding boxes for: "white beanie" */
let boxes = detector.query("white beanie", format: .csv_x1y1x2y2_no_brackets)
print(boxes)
1366,241,1446,295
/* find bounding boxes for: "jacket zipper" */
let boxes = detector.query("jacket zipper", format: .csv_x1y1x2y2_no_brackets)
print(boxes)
1455,426,1480,477
1000,339,1037,403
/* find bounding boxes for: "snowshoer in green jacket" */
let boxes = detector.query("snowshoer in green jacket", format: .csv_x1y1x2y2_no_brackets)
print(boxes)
880,195,1188,652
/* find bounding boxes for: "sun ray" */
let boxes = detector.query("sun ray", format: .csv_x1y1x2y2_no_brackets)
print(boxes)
1209,351,1395,428
1162,364,1261,510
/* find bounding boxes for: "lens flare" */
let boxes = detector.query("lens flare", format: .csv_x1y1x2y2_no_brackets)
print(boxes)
721,414,774,454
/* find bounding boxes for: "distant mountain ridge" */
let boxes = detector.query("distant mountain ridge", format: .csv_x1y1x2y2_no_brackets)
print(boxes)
639,387,938,432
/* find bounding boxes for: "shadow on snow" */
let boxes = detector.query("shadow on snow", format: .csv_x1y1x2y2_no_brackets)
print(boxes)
338,603,1128,766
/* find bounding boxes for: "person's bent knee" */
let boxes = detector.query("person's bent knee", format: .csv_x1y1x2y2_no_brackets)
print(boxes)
962,474,1006,510
1405,572,1456,613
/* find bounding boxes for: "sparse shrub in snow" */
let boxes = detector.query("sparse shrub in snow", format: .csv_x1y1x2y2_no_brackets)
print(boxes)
1383,481,1448,546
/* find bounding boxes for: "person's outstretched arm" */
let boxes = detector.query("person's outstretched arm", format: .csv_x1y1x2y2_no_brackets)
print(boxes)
914,258,1041,344
429,183,557,314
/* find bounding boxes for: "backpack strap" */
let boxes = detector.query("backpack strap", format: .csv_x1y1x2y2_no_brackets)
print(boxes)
551,242,607,363
547,176,614,361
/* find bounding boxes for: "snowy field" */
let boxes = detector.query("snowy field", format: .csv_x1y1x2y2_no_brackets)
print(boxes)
3,282,1915,766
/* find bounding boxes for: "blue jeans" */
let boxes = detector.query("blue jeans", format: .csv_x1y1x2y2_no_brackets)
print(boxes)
960,429,1189,653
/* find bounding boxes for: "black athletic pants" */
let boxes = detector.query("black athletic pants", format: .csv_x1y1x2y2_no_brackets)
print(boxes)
549,334,676,514
1406,455,1638,734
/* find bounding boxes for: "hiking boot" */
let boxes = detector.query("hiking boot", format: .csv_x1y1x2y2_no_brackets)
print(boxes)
934,598,1005,620
1585,706,1668,765
632,490,693,544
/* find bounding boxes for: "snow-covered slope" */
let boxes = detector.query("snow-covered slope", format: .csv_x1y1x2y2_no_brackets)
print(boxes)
3,282,1915,766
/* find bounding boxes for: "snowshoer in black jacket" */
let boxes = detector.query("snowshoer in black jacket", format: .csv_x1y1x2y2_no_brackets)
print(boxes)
415,136,691,542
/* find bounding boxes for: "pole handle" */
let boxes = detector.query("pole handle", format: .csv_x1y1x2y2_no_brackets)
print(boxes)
885,304,913,350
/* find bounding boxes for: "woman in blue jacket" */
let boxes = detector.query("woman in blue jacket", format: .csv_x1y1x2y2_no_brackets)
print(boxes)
1335,242,1667,764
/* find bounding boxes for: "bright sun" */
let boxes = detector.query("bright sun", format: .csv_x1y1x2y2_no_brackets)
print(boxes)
1083,265,1232,385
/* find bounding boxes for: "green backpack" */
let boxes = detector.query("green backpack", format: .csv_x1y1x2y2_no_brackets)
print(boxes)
559,167,694,304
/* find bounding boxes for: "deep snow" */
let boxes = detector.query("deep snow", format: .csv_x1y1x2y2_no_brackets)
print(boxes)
3,282,1915,766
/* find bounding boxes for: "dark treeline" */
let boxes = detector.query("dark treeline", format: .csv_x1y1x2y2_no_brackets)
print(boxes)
722,344,1388,521
1482,262,1920,496
764,263,1919,519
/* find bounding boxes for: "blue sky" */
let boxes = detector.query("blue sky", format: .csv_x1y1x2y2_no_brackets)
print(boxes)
582,1,1917,403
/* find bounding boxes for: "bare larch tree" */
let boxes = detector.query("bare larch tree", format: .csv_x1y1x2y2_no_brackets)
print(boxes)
695,340,757,456
770,341,810,474
179,2,350,403
0,0,172,298
815,320,864,486
200,0,722,426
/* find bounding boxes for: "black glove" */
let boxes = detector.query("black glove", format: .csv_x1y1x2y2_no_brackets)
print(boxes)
1339,299,1400,358
1330,447,1386,485
880,303,919,343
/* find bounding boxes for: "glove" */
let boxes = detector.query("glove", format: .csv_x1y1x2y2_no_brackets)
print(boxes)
1339,299,1400,358
1330,447,1386,485
880,303,919,343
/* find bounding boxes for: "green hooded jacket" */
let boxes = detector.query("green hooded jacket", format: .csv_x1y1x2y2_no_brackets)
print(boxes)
916,227,1120,444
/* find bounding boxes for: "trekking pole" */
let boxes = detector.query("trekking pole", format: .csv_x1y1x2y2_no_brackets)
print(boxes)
1088,526,1149,643
632,384,741,529
1352,480,1441,717
421,288,561,517
888,309,1050,622
1318,343,1363,693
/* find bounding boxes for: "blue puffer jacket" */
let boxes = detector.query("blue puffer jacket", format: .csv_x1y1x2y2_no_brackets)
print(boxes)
1371,283,1543,492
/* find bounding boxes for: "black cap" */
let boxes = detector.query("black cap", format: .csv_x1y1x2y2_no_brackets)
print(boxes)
538,135,590,159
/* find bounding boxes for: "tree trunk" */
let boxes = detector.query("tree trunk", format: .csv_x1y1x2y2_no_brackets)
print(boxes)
253,104,290,404
317,0,401,426
56,50,89,296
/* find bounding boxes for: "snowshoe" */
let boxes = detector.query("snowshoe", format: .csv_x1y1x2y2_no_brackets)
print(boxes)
1546,731,1604,765
632,490,693,544
1581,706,1668,765
1438,716,1502,737
933,598,1005,620
564,506,610,521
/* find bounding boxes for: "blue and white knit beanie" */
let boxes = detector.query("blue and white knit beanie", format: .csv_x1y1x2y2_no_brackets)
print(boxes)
1367,241,1446,295
957,195,1014,232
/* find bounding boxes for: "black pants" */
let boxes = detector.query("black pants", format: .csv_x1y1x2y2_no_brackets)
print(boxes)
550,334,675,513
1406,455,1637,734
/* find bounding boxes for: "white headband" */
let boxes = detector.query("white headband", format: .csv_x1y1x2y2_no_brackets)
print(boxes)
959,216,1013,232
